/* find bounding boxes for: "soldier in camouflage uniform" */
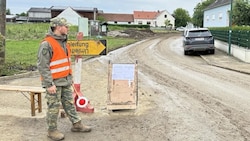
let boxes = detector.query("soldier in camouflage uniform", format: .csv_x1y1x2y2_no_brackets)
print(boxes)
37,17,91,141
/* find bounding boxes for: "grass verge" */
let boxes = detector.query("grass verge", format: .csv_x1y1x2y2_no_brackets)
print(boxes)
1,23,138,76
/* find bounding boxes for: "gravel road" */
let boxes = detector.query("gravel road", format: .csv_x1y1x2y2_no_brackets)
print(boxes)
0,33,250,141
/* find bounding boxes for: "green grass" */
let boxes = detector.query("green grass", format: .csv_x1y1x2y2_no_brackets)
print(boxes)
105,37,137,51
5,37,137,65
6,40,40,65
0,23,139,76
6,23,79,40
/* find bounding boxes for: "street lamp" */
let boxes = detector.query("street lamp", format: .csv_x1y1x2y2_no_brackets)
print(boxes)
228,0,233,55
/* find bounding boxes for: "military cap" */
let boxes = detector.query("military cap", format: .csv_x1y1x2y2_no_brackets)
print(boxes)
50,17,71,27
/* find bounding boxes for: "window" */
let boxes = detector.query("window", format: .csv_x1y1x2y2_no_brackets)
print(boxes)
138,21,142,24
147,21,151,25
188,30,211,37
219,13,223,20
206,15,209,21
212,14,215,20
164,15,167,18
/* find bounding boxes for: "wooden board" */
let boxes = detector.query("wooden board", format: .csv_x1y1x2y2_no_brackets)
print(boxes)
0,85,45,116
0,85,45,93
107,61,138,110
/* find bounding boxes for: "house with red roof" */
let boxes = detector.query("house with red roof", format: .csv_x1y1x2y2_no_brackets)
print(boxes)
133,10,175,27
97,13,134,24
25,6,175,28
97,10,175,27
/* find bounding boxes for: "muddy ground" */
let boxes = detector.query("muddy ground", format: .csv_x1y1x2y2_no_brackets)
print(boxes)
1,32,250,141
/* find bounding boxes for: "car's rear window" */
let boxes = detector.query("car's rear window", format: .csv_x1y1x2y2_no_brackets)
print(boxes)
187,30,212,37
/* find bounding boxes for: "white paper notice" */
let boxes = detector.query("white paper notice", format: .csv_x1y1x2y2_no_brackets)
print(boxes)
112,64,135,80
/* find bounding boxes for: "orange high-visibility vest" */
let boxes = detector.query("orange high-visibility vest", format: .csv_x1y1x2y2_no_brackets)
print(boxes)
44,36,72,79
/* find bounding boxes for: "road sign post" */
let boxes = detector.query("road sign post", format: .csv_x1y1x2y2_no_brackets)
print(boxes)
69,32,107,113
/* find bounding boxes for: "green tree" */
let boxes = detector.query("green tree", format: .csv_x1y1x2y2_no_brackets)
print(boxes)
97,15,106,22
18,12,27,16
192,0,215,27
164,19,173,30
6,8,10,15
233,0,250,26
164,19,170,26
173,8,191,28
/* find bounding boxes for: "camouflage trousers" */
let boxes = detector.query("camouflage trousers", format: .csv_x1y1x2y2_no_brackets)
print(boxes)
45,85,81,130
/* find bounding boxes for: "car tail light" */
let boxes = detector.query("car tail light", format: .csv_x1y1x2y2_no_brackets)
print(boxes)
207,36,213,40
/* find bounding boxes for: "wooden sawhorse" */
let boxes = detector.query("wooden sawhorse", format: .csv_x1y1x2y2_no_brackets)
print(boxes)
0,85,45,116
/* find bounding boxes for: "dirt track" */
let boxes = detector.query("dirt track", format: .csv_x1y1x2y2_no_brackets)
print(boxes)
1,33,250,141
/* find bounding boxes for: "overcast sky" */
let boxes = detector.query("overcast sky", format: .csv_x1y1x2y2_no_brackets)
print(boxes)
7,0,202,16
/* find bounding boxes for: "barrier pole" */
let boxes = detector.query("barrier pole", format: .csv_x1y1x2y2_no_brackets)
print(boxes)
73,32,94,113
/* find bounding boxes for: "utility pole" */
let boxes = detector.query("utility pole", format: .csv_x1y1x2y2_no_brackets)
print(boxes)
0,0,6,64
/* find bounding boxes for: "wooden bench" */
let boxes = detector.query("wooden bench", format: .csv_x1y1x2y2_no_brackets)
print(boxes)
0,85,45,116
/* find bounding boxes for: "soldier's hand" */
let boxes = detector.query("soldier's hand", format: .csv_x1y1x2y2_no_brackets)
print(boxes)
47,85,57,94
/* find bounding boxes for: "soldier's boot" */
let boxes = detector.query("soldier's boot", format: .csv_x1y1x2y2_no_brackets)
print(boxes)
47,129,65,141
71,121,91,132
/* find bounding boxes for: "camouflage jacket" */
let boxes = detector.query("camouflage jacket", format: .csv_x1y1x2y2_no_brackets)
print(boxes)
37,29,73,88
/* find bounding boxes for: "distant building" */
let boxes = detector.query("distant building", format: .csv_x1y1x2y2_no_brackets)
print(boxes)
97,13,134,24
6,15,17,22
16,16,29,23
27,7,51,22
203,0,231,27
51,6,99,21
6,15,28,23
56,7,82,25
26,6,99,23
98,10,175,27
133,10,175,27
24,6,175,28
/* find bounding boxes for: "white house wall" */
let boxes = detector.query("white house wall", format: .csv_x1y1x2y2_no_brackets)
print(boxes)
134,10,175,27
57,7,82,26
107,21,134,24
28,12,51,18
156,11,175,27
203,4,230,27
134,19,156,27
